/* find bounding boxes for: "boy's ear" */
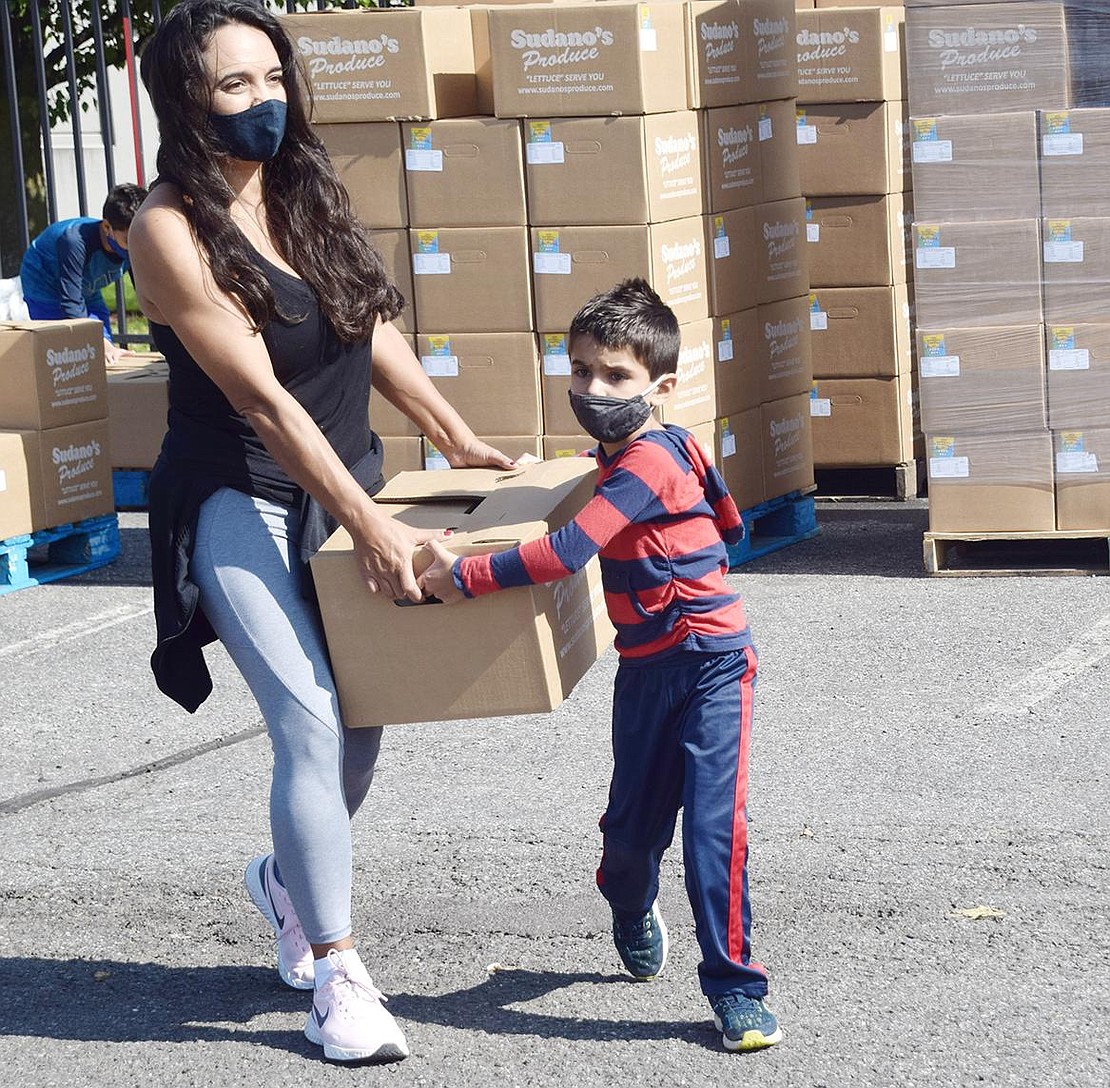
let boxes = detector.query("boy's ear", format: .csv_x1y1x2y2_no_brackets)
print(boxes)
647,373,678,405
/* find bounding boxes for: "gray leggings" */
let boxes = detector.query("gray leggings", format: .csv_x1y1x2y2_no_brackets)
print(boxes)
192,486,382,944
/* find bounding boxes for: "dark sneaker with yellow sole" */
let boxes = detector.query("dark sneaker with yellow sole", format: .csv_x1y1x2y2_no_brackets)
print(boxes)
611,901,668,980
710,993,782,1052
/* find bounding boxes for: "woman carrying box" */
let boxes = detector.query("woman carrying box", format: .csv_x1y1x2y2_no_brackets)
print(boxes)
128,0,512,1063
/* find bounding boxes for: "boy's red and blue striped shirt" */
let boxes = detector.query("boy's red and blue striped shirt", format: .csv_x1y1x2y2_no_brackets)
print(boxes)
454,425,752,661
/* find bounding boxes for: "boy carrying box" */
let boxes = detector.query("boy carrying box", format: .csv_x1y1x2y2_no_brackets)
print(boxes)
420,279,781,1052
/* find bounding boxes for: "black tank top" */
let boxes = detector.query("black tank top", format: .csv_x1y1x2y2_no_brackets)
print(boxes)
149,250,376,506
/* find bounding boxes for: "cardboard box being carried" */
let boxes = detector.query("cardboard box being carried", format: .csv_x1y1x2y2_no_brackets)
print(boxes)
409,226,533,333
1046,324,1110,430
310,458,615,726
909,111,1040,222
107,364,169,470
809,374,914,466
0,320,107,431
917,324,1046,434
1054,427,1110,531
795,6,906,103
904,2,1070,118
1,418,114,534
282,8,479,123
797,102,909,197
925,430,1055,532
531,219,709,329
524,112,705,226
318,122,408,228
809,284,913,378
402,117,527,228
477,2,688,118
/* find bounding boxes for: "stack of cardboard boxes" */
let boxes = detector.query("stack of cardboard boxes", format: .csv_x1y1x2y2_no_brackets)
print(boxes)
907,0,1110,532
794,3,919,477
0,320,115,541
285,1,816,511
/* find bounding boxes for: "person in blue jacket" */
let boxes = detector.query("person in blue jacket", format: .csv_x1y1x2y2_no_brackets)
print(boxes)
19,183,147,362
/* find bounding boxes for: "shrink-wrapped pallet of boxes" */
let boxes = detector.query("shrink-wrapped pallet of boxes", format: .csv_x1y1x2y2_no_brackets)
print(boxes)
902,0,1110,571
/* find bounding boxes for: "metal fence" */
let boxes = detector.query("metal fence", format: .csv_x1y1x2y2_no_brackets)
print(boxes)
0,0,355,344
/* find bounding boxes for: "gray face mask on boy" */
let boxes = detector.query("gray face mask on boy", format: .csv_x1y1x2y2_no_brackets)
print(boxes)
568,374,673,445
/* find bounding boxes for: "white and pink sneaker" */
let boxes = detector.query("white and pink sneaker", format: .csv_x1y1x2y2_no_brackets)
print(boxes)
305,948,409,1062
244,854,315,991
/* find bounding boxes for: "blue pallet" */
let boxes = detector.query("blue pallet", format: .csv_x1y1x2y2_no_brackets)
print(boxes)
113,469,151,510
727,491,819,569
0,515,121,596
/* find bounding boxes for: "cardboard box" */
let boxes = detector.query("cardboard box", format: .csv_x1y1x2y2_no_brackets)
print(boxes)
925,430,1055,532
0,431,34,541
1054,427,1110,530
106,365,168,470
912,218,1042,327
909,111,1040,222
706,207,759,316
539,331,577,435
542,434,594,458
657,319,717,429
282,8,479,123
796,6,906,103
318,122,407,229
686,0,799,108
704,99,799,214
2,418,114,533
368,228,415,334
410,226,532,333
0,320,107,430
753,295,813,403
524,112,705,226
805,194,910,287
1039,109,1110,219
423,435,544,469
796,101,908,197
371,385,421,438
917,324,1045,434
380,435,424,479
904,3,1070,118
1045,324,1110,429
809,284,912,378
402,117,526,228
761,391,815,499
531,220,709,329
477,2,688,119
310,458,615,725
713,308,761,416
1041,217,1110,325
809,375,914,466
713,409,764,512
415,332,541,435
756,198,810,305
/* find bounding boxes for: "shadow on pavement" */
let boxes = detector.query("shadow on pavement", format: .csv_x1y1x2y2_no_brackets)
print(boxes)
391,967,721,1051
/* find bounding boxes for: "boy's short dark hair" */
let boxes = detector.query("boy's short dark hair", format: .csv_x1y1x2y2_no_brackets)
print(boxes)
569,278,681,380
102,183,148,230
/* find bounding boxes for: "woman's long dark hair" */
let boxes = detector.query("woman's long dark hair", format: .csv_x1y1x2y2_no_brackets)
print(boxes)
139,0,403,340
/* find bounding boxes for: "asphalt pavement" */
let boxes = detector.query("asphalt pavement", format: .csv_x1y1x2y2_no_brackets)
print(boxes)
1,502,1107,1087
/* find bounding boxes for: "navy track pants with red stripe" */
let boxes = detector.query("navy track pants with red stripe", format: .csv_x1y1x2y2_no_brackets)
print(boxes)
596,645,768,998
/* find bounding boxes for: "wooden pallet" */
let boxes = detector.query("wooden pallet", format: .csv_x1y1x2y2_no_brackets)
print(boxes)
923,530,1110,577
112,468,150,511
727,490,819,568
815,461,924,501
0,515,121,596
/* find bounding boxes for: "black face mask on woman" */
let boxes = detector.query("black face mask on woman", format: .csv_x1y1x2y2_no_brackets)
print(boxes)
210,99,288,163
568,373,673,445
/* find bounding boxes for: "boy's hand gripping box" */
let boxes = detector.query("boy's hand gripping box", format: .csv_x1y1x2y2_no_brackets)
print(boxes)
310,458,615,727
